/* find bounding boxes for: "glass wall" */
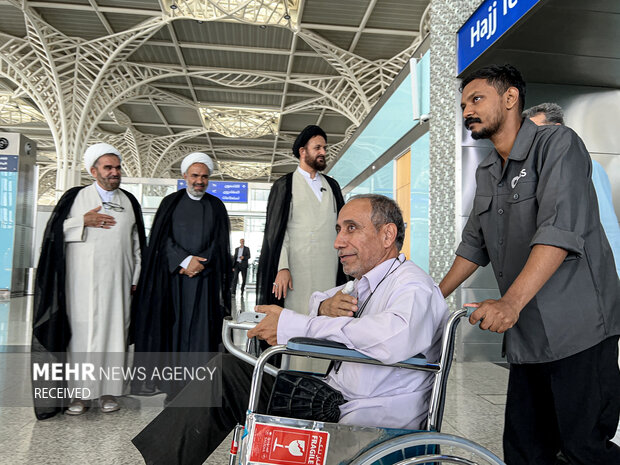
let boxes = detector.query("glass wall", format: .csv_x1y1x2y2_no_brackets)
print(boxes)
409,132,430,271
329,48,431,270
347,162,394,199
329,75,415,187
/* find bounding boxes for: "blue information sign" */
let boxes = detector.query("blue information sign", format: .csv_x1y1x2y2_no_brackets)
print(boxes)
208,182,248,203
0,155,18,172
457,0,542,74
177,179,248,203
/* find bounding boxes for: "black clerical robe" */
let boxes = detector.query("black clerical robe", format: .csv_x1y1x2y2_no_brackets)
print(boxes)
168,194,224,351
132,190,231,356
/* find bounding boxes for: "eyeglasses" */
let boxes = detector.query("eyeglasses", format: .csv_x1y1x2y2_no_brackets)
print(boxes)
102,201,125,212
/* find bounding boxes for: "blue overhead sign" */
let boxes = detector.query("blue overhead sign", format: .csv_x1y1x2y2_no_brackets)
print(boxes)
457,0,542,74
177,180,248,203
208,182,248,203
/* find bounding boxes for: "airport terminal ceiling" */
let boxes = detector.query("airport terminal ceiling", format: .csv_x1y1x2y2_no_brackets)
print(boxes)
0,0,430,203
459,0,620,88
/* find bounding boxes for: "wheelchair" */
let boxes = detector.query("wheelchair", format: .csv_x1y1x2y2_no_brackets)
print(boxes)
222,307,505,465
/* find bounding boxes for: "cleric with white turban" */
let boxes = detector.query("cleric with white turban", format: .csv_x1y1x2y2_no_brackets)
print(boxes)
84,142,121,170
181,152,214,175
33,141,144,419
131,147,232,400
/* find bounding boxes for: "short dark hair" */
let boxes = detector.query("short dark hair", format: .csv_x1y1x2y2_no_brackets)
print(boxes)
522,102,564,125
350,194,405,250
292,125,327,159
460,64,526,113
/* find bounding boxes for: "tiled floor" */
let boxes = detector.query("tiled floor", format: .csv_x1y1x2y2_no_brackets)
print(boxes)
0,292,617,464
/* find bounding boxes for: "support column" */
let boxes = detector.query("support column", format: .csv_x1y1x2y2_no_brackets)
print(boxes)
428,0,482,290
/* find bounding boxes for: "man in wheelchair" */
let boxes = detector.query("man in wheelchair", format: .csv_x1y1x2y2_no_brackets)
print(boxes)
133,194,449,465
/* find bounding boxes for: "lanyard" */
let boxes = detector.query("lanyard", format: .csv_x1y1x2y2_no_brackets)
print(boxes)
327,256,405,375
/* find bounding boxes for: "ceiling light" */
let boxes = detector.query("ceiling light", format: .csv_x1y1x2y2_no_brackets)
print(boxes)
170,4,178,9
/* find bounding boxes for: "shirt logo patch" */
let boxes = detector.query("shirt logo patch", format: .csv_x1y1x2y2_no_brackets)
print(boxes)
511,169,527,189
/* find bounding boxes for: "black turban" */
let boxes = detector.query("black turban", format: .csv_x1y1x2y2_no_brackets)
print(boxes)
292,125,327,159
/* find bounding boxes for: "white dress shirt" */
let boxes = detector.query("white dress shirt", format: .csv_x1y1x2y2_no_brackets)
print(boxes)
277,254,449,430
94,182,116,203
296,166,324,201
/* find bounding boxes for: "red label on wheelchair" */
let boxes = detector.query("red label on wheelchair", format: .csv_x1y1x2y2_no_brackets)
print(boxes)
249,423,330,464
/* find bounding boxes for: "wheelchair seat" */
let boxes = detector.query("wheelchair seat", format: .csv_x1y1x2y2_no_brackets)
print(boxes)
222,307,505,464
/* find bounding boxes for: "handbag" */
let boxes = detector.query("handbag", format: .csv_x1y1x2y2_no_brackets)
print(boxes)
267,370,347,423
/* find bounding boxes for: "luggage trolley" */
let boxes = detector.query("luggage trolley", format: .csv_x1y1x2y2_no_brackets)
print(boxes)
222,308,505,465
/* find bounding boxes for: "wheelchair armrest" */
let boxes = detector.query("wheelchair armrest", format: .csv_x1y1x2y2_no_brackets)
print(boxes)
286,337,429,367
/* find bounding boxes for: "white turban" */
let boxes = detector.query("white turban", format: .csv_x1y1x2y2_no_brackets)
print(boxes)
84,143,121,170
181,152,214,175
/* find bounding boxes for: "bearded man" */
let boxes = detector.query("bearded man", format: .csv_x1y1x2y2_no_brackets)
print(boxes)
132,152,231,362
440,64,620,464
257,125,347,314
33,143,145,418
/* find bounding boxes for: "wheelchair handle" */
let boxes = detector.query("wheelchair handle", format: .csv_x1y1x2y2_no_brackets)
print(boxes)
222,317,278,377
464,305,478,317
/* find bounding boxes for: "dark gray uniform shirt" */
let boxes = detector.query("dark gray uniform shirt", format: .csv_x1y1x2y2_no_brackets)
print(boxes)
457,118,620,364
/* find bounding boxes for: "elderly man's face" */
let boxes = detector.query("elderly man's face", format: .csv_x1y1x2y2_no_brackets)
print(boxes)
91,154,121,191
334,198,390,279
184,162,210,196
300,135,327,171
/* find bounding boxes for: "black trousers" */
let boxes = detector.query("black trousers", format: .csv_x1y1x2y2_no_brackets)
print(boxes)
132,354,274,465
504,336,620,465
231,263,248,292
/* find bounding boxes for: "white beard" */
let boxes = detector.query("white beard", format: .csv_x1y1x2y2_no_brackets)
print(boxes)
186,187,205,199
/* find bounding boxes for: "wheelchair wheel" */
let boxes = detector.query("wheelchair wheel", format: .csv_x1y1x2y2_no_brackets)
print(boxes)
349,432,504,465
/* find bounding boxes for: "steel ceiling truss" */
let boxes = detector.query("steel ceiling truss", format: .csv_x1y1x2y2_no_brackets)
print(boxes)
199,106,280,139
159,145,293,176
164,0,299,30
218,161,272,180
0,0,429,195
0,92,46,124
0,2,163,195
101,107,284,182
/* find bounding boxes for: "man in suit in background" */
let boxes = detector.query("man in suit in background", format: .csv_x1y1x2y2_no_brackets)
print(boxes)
231,238,250,294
